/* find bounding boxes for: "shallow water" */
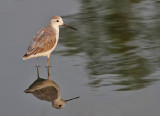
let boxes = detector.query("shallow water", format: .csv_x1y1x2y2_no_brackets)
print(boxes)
0,0,160,116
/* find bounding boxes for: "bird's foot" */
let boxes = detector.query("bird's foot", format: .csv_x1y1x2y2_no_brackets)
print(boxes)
35,65,41,67
45,65,52,68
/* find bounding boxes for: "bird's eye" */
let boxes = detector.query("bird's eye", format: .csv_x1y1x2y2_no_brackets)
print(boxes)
59,105,62,107
56,20,59,22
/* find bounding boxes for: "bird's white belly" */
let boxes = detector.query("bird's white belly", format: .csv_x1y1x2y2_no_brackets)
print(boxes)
36,48,54,57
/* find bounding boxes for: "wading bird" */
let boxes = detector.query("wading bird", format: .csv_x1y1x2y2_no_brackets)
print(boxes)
23,16,77,67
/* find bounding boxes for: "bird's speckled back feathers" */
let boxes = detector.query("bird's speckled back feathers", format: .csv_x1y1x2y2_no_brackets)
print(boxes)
24,25,57,58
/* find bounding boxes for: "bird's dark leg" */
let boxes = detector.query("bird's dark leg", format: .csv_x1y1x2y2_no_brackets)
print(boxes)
47,66,51,80
36,65,40,79
47,56,49,68
45,56,52,67
47,56,52,67
37,57,39,67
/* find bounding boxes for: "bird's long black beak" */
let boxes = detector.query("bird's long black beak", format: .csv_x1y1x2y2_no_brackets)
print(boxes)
63,24,78,31
65,96,80,102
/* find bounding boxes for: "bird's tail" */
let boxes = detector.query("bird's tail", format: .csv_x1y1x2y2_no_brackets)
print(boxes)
23,53,31,60
24,89,30,93
24,89,33,93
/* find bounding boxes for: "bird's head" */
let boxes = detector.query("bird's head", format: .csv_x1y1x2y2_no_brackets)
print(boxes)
50,16,78,31
52,99,66,109
50,16,64,26
52,96,79,109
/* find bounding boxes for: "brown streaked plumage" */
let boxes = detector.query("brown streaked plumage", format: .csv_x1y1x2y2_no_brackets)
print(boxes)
23,16,77,67
23,25,56,58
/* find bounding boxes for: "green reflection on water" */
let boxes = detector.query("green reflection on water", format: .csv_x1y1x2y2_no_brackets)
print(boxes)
57,0,160,91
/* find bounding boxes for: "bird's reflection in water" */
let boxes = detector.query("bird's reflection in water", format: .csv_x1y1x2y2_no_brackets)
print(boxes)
24,66,79,109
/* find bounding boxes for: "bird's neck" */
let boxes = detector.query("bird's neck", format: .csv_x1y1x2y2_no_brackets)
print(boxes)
51,24,59,32
54,98,61,102
50,24,59,40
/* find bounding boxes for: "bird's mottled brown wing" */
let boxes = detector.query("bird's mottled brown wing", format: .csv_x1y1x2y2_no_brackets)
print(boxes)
25,26,56,57
32,86,58,102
